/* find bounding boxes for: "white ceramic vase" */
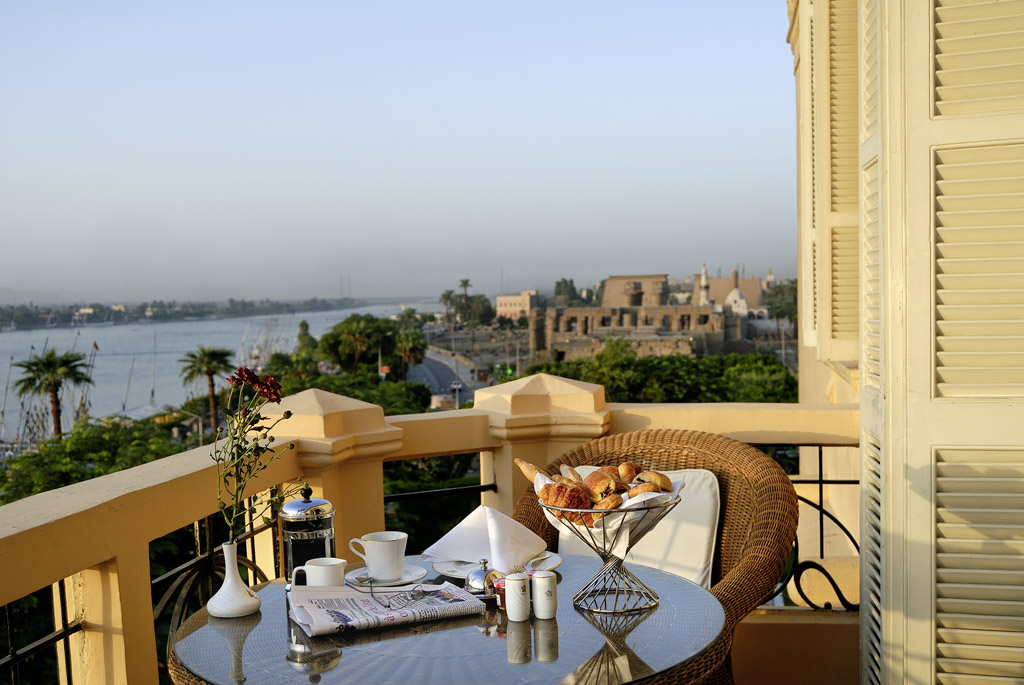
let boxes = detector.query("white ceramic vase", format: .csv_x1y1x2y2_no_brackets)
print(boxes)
207,542,262,618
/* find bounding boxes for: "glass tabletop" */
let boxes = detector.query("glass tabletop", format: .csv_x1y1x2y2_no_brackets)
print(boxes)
171,554,724,685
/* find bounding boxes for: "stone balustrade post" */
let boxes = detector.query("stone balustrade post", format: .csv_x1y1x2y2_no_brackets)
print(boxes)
266,389,403,554
473,374,610,516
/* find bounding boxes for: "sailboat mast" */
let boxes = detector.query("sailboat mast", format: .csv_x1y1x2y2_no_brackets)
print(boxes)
150,331,157,406
123,355,135,413
0,355,12,442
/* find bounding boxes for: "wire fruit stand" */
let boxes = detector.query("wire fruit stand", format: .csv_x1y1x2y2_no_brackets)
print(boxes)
539,496,680,613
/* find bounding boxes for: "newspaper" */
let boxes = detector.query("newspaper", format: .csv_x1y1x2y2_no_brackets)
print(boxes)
287,581,486,637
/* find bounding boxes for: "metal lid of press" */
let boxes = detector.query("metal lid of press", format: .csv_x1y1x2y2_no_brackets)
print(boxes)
280,485,335,521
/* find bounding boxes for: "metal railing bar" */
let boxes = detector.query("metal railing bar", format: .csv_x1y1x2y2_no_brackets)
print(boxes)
58,579,73,685
151,519,274,587
0,621,82,669
795,495,861,553
383,482,497,502
789,478,860,485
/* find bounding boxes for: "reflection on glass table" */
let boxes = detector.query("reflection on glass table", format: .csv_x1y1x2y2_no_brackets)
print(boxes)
169,554,724,685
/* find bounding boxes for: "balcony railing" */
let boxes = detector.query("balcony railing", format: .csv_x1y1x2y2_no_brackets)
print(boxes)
0,374,859,685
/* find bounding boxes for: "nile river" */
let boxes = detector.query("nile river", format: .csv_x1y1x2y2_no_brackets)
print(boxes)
0,301,441,442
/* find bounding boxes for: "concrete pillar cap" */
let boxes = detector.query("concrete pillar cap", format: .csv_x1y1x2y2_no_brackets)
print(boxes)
474,373,606,415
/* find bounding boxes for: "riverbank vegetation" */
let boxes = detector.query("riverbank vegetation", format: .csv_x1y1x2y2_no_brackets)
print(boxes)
0,296,359,331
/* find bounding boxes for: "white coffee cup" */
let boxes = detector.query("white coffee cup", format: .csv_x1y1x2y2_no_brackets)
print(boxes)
348,531,408,581
292,557,347,586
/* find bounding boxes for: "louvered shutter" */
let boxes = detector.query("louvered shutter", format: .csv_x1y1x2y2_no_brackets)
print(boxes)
935,0,1024,117
935,143,1024,398
862,161,881,391
935,449,1024,683
880,0,1024,682
861,434,884,685
815,0,860,362
859,1,885,679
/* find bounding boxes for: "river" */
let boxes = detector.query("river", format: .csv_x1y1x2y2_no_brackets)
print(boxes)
0,301,442,442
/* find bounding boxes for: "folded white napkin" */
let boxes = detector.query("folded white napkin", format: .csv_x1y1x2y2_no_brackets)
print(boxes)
421,505,548,575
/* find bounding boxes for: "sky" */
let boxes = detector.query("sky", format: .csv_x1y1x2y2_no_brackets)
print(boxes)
0,1,796,305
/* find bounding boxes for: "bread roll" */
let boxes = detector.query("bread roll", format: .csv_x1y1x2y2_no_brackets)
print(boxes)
592,493,623,519
514,458,544,482
627,482,659,498
559,464,583,482
635,470,672,492
618,461,641,484
597,466,628,491
583,471,617,501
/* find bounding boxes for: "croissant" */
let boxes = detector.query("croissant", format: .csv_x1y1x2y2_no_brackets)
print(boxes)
539,481,592,525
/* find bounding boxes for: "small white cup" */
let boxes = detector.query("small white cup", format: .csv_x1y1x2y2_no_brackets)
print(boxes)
292,557,347,586
348,531,408,581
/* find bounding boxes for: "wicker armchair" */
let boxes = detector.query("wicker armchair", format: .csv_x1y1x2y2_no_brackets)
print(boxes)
512,429,798,685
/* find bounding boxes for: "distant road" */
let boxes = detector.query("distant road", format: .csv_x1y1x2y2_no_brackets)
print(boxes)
407,357,459,395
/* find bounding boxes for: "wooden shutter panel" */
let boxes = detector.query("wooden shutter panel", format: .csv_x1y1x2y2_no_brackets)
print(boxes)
935,0,1024,117
935,448,1024,683
862,160,881,390
861,433,884,685
816,0,860,361
830,0,859,211
935,143,1024,398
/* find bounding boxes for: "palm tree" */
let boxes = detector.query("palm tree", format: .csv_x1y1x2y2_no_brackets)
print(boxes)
440,290,455,328
14,349,93,438
395,329,426,372
341,317,373,373
179,347,234,435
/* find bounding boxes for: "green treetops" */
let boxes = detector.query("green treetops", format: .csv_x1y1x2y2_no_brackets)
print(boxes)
179,346,234,436
14,349,93,438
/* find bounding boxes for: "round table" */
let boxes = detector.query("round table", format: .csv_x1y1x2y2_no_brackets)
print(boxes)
170,554,724,685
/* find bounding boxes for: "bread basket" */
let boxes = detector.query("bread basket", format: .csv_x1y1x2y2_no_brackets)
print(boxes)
538,496,680,613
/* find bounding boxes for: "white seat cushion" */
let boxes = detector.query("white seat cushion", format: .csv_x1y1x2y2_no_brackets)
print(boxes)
557,466,721,588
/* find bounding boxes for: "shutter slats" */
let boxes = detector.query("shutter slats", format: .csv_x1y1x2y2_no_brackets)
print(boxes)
935,0,1024,117
939,628,1024,649
862,434,884,684
935,144,1024,397
832,223,859,337
937,657,1024,678
862,0,879,139
936,449,1024,680
937,569,1024,586
863,159,881,390
937,290,1024,306
830,0,858,211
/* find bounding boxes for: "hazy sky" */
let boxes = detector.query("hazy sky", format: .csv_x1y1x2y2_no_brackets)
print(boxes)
1,2,796,304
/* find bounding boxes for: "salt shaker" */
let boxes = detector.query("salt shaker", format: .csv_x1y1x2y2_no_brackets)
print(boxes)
504,572,531,622
531,570,557,619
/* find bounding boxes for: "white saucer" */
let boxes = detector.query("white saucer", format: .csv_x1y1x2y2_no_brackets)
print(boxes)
345,565,428,587
526,552,562,572
432,560,480,578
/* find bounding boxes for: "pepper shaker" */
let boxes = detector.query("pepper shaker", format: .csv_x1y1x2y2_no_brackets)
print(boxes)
531,570,557,619
504,572,531,622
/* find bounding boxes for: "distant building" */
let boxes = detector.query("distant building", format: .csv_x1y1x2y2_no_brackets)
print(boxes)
528,272,768,362
601,275,668,308
495,290,538,321
692,268,768,317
